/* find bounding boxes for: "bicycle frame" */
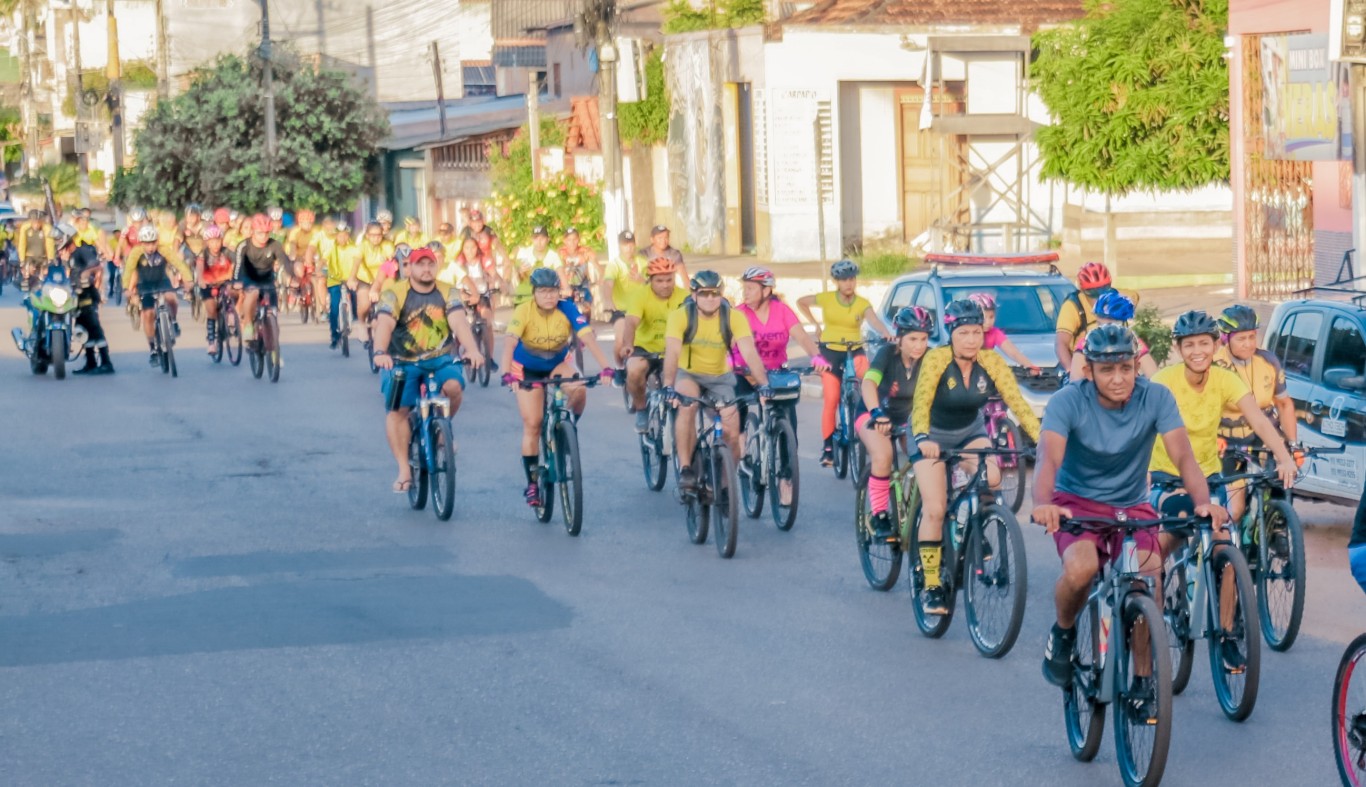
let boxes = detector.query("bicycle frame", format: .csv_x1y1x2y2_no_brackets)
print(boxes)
1163,522,1231,645
415,370,452,468
520,376,599,485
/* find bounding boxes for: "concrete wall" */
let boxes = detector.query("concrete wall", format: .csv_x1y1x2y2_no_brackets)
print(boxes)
545,29,595,100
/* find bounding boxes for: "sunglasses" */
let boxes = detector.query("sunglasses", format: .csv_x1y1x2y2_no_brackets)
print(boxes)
695,289,722,298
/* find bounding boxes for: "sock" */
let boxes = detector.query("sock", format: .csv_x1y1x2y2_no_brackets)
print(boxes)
521,455,538,484
869,474,891,514
148,339,156,351
823,436,833,452
206,317,217,342
920,541,943,587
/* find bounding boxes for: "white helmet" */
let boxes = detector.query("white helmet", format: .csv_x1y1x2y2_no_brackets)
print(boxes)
137,225,159,243
376,209,393,224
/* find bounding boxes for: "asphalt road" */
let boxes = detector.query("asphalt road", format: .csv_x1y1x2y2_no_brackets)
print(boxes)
0,288,1360,786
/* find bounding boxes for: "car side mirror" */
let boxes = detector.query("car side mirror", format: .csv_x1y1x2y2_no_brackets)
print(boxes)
1324,367,1366,391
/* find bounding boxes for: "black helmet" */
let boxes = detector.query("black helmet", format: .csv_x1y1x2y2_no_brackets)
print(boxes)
529,267,560,290
393,243,413,264
689,269,723,291
185,202,203,216
830,259,859,280
1218,304,1258,335
943,299,985,331
892,306,935,336
1082,324,1140,363
1171,309,1219,341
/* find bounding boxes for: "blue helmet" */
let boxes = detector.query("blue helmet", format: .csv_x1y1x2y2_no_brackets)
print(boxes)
1094,291,1135,322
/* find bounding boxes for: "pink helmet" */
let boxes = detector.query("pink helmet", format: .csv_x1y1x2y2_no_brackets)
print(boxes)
203,224,223,240
968,292,997,311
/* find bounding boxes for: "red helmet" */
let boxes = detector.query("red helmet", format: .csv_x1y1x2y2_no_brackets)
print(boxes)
250,214,272,233
1077,262,1112,289
646,257,676,277
213,207,230,224
741,266,775,288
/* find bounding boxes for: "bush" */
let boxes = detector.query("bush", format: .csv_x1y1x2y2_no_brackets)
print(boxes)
489,172,604,254
89,169,106,189
1132,305,1172,366
619,48,668,147
849,234,918,278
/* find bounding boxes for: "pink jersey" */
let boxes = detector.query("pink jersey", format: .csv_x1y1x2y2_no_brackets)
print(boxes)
983,326,1007,350
731,299,801,371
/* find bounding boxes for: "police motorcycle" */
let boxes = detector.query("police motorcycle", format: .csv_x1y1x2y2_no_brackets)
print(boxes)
10,224,86,379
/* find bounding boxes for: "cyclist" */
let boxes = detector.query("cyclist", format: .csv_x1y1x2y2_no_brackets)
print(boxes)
643,225,688,284
601,229,647,321
393,216,428,249
370,243,411,305
910,298,1040,614
434,221,460,252
57,222,114,376
325,222,360,349
511,225,562,306
1033,324,1224,695
797,260,893,467
663,270,772,494
124,224,189,365
376,209,395,242
348,221,394,323
232,214,293,342
212,207,231,238
456,235,503,319
372,247,485,494
181,203,208,262
1067,291,1158,380
267,207,286,242
195,225,235,356
224,210,246,249
968,292,1040,374
286,209,322,311
499,267,616,507
1054,261,1133,368
1352,475,1366,590
859,306,934,536
71,208,111,259
112,208,147,292
730,266,829,433
617,256,689,432
16,209,53,291
559,227,598,312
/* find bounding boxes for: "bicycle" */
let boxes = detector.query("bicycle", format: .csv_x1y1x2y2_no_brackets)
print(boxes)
673,391,744,559
514,375,600,537
333,287,355,358
148,288,178,378
1056,514,1180,787
127,294,142,329
1152,476,1260,721
206,284,242,366
362,310,381,374
738,366,812,531
826,340,870,483
907,447,1031,657
397,363,463,521
627,354,672,492
1334,630,1366,786
854,425,917,591
291,271,319,324
466,287,498,387
1223,440,1344,652
106,263,123,306
245,286,282,383
984,396,1028,513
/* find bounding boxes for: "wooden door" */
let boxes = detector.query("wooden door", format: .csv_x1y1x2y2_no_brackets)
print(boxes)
897,86,964,244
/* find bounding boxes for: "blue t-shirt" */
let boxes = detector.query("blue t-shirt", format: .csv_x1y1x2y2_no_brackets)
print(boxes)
1041,378,1184,507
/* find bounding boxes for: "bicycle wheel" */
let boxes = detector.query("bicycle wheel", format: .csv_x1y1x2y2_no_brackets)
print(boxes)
429,418,457,521
265,311,281,383
1162,558,1195,695
685,447,709,545
299,292,311,324
366,329,380,374
849,434,867,490
533,461,554,524
711,446,739,559
909,508,956,637
964,504,1027,658
832,419,850,479
854,477,901,591
157,310,172,375
407,413,429,511
556,421,584,536
223,308,243,366
641,403,667,492
1258,499,1306,652
191,288,203,321
1064,602,1105,762
767,417,800,531
210,320,224,363
249,337,264,378
1208,544,1261,722
739,413,764,519
1114,592,1173,787
1333,633,1366,787
994,419,1028,513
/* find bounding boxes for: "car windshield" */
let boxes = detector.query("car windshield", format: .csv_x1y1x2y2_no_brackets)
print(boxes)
942,284,1072,334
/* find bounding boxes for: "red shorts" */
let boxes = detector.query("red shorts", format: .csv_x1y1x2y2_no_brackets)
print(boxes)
1051,492,1160,565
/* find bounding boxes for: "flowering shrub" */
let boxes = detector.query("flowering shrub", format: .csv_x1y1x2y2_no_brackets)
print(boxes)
489,172,605,253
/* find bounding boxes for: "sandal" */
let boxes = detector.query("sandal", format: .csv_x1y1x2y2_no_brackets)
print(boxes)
392,478,412,494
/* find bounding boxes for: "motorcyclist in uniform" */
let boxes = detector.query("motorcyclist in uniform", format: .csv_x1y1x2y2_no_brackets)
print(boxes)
56,222,115,375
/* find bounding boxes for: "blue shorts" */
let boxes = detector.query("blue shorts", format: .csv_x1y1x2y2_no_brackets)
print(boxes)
380,355,465,410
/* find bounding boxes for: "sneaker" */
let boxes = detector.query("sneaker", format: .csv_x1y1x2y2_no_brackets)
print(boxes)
329,337,339,350
173,321,181,338
206,341,217,355
523,482,541,508
871,510,895,540
148,351,159,366
1125,676,1159,725
820,446,834,467
678,465,698,494
90,363,114,375
634,408,650,434
1219,634,1247,674
1042,624,1077,687
921,585,949,616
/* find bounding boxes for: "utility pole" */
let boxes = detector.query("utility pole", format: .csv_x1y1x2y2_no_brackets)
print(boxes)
19,0,40,174
586,0,624,245
430,41,447,139
259,0,277,175
155,0,169,98
528,71,540,180
70,6,90,206
365,6,379,101
106,0,125,179
315,0,327,58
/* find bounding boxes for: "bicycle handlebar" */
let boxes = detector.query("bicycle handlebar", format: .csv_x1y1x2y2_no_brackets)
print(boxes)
513,375,601,390
670,391,752,409
937,446,1035,459
1056,514,1210,535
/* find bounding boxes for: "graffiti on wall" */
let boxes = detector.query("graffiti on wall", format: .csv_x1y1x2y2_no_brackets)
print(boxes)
664,37,726,250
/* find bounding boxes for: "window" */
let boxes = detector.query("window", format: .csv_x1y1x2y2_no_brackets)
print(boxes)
1324,317,1366,386
885,284,919,319
1271,311,1321,379
941,284,1071,334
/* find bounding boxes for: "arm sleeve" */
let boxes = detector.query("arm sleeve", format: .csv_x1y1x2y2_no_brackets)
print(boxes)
980,350,1042,441
232,241,246,281
865,344,894,387
911,346,952,438
375,284,400,318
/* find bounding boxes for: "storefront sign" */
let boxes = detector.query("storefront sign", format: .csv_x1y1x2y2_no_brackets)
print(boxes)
1261,33,1352,161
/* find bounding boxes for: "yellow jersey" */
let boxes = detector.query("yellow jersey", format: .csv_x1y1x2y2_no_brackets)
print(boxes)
356,239,393,283
286,226,319,261
814,291,872,345
626,287,687,354
326,242,361,287
394,229,429,249
1056,288,1140,342
508,299,592,357
666,305,752,376
1149,364,1250,477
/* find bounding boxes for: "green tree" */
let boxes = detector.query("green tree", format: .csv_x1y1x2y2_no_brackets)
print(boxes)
619,48,668,146
0,105,24,165
662,0,765,33
1032,0,1229,194
113,48,388,211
